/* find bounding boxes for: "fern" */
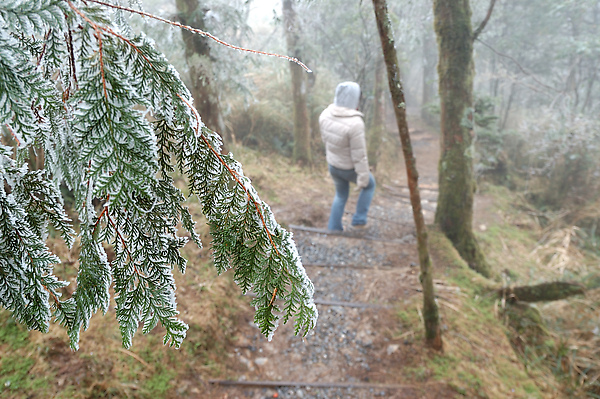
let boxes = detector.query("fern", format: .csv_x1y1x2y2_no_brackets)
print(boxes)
0,0,317,350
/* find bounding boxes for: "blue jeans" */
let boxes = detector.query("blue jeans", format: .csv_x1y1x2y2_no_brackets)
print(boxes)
327,164,376,231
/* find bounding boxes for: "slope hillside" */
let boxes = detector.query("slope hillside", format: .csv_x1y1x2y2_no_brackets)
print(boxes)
2,116,592,399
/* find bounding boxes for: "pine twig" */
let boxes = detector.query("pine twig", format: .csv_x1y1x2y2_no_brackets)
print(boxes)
67,1,108,99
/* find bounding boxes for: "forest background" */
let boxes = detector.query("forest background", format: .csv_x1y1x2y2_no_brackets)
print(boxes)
1,0,600,397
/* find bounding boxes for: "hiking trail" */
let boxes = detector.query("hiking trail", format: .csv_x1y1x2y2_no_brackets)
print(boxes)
207,117,474,399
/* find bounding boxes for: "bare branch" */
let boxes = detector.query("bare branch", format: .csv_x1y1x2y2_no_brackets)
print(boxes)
472,0,496,41
477,38,560,93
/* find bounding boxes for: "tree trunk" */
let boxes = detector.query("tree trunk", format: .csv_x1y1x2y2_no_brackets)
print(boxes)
499,282,585,303
421,25,437,124
175,0,227,144
367,57,385,170
433,0,492,277
581,63,597,113
372,0,442,351
500,82,515,131
283,0,312,165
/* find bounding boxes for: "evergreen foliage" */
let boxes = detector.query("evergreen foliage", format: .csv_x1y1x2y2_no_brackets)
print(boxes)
0,0,317,350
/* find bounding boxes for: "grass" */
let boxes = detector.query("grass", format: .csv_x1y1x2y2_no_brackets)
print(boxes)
454,183,597,397
143,365,175,397
0,313,30,350
0,356,45,395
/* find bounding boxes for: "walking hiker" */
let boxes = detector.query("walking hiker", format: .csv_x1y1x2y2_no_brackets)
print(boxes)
319,81,376,232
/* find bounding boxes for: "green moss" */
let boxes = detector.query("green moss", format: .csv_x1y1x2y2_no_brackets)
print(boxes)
458,370,482,386
53,385,79,399
429,227,469,269
139,335,163,364
523,383,539,394
505,303,548,340
495,362,543,398
457,371,486,397
425,225,556,397
0,355,45,395
396,310,412,325
429,353,459,376
144,366,175,397
0,311,30,349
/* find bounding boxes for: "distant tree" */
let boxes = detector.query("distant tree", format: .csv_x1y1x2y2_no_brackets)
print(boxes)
0,0,317,350
420,13,437,124
474,0,600,118
372,0,443,351
175,0,226,138
299,0,381,131
283,0,312,165
367,56,386,169
305,0,379,90
433,0,496,277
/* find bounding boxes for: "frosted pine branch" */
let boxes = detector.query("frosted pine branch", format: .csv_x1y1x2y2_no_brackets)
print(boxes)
0,0,317,350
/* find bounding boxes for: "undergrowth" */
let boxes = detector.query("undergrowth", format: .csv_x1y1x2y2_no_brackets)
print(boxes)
392,226,550,398
474,184,598,397
386,178,597,397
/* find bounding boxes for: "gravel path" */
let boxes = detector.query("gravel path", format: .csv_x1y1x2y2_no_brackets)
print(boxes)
206,125,455,399
207,190,443,399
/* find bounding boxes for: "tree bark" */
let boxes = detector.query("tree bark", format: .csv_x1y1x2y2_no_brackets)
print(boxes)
499,282,585,303
500,82,515,131
372,0,442,351
175,0,227,144
433,0,492,277
283,0,312,165
367,57,385,170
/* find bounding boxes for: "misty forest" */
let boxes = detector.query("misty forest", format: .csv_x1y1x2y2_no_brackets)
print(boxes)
1,0,600,398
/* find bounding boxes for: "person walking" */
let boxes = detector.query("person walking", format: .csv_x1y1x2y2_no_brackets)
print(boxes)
319,81,376,232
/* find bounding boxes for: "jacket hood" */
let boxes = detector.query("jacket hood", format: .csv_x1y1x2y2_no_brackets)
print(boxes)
333,81,361,110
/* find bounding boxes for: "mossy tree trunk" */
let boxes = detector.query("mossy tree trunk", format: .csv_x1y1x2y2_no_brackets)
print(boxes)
373,0,443,351
367,57,386,170
176,0,227,143
433,0,496,278
283,0,312,165
500,282,585,303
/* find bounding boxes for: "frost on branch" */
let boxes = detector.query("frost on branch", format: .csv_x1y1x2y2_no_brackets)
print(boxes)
0,0,317,350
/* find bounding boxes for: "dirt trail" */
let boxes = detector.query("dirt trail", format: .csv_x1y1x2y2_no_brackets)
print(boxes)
206,117,459,399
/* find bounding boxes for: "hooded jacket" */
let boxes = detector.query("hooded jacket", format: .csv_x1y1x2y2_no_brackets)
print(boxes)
319,82,370,188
